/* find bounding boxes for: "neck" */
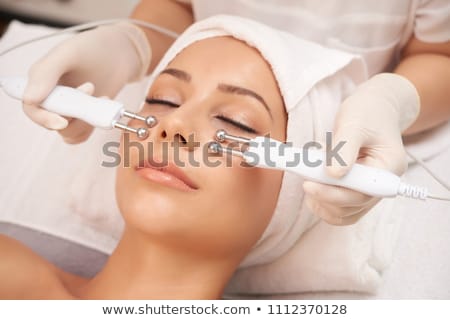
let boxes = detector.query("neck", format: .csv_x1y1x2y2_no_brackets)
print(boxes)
78,226,238,299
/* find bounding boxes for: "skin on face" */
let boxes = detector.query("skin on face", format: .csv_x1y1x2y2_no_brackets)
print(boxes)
116,36,287,263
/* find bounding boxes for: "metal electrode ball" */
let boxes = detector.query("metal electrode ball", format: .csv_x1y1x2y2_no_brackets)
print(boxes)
145,115,158,128
215,129,227,142
136,127,149,139
207,141,222,154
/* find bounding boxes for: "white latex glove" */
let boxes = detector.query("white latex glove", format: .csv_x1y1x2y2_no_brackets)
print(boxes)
304,73,420,225
22,22,151,141
58,82,95,144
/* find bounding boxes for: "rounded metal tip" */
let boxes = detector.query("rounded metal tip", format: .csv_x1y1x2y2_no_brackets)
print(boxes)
136,127,149,139
215,129,227,142
207,141,222,154
145,115,158,128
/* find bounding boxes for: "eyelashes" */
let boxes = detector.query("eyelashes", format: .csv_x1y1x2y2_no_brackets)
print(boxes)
145,98,179,108
145,98,257,134
214,114,257,134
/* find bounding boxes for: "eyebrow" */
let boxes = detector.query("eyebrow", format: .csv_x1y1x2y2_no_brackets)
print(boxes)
159,68,272,118
160,68,191,82
217,84,272,119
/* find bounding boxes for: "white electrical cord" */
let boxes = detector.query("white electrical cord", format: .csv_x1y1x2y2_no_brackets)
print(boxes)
0,18,179,57
405,148,450,201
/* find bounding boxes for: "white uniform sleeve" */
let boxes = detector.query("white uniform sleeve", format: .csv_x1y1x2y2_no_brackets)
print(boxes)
415,0,450,42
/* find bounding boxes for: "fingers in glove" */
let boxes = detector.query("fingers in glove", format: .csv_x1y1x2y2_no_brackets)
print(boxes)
23,46,75,106
325,124,367,179
303,181,375,208
57,82,96,144
22,104,69,130
305,196,376,226
59,120,94,144
22,48,78,130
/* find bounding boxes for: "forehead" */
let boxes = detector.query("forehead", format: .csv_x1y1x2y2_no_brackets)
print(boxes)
169,36,262,66
166,36,272,87
164,37,285,123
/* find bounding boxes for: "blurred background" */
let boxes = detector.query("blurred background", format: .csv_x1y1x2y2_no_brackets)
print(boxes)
0,0,139,35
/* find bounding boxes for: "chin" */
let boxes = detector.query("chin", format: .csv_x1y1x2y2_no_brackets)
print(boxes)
115,176,194,237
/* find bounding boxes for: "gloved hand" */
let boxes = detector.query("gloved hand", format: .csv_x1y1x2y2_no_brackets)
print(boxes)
22,22,151,142
57,82,95,144
304,73,420,225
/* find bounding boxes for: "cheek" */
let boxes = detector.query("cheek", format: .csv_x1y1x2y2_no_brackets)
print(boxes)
115,166,152,227
202,164,284,251
233,167,283,227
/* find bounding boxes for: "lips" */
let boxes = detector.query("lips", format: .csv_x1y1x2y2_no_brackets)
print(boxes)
135,159,199,192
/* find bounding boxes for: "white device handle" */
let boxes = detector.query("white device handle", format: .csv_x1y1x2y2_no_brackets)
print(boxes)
244,137,401,198
0,77,124,129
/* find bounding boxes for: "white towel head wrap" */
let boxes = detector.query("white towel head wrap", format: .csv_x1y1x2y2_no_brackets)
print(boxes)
145,15,367,268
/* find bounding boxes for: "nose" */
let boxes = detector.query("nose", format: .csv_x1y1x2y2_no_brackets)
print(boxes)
152,110,199,152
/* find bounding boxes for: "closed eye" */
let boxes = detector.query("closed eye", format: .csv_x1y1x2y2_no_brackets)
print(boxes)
215,114,257,134
146,98,179,108
145,98,257,134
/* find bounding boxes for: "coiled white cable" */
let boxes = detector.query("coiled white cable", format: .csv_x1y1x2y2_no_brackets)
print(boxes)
398,182,428,200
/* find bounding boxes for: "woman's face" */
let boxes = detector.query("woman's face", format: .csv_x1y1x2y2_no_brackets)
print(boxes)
116,36,287,261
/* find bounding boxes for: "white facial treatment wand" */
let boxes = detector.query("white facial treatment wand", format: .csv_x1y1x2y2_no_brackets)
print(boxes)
0,76,157,138
210,129,431,200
